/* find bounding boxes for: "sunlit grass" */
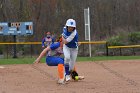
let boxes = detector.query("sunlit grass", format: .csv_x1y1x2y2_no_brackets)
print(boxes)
0,56,140,65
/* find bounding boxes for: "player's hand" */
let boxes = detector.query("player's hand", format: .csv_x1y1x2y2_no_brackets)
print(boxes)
62,36,68,44
78,42,81,46
33,59,40,64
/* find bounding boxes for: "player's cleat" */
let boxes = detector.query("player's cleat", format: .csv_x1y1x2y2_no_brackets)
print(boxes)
78,76,85,80
65,75,71,82
57,79,65,84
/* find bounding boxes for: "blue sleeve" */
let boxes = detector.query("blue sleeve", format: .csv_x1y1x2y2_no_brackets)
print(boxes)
42,38,45,46
62,27,67,39
52,37,55,43
50,42,60,50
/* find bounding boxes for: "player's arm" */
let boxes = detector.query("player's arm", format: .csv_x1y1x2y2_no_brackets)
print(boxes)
62,36,68,44
42,38,45,48
66,30,76,42
62,30,76,44
34,46,51,64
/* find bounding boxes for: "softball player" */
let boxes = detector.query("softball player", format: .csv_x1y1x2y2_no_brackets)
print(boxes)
42,31,54,48
34,37,65,84
62,19,79,81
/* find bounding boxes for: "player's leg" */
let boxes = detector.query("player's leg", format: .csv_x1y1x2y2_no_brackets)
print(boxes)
69,48,78,71
63,45,71,81
57,63,65,84
46,56,65,84
69,48,84,80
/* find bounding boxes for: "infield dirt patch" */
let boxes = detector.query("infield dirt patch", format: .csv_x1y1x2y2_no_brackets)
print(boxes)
0,60,140,93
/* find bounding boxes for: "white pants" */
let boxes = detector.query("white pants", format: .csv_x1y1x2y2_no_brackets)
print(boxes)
63,44,78,70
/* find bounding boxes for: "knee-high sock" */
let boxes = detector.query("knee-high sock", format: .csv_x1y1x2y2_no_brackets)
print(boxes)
58,64,64,79
65,63,70,75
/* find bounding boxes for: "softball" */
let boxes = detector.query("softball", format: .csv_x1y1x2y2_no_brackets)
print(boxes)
75,76,79,80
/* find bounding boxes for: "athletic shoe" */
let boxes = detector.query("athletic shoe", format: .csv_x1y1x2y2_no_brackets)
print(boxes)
65,75,71,82
57,79,65,84
78,76,85,80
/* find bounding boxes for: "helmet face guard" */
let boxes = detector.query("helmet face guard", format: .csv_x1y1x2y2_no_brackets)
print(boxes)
66,19,76,27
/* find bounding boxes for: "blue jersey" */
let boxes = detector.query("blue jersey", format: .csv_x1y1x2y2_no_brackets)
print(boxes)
42,36,55,47
47,42,63,56
46,42,64,66
50,42,60,50
62,27,78,48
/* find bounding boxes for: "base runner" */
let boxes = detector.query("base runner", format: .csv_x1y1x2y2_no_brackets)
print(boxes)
34,36,84,84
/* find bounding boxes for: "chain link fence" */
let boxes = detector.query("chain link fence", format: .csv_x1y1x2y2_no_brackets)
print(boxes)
1,42,140,59
0,42,107,59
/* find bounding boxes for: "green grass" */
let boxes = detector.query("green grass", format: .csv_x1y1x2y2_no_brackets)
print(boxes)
77,56,140,61
0,58,34,65
0,57,46,65
0,56,140,65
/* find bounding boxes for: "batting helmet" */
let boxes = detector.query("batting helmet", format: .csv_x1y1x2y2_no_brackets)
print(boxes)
66,19,76,27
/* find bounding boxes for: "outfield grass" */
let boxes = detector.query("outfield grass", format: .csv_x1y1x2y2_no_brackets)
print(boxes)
0,58,36,65
0,56,140,65
77,56,140,61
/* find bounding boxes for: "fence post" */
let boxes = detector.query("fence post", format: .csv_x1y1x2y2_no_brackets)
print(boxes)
30,44,33,58
13,35,17,58
6,45,8,59
132,48,135,55
106,42,108,56
119,48,122,56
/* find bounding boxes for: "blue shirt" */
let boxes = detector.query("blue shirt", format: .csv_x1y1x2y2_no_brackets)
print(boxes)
42,36,55,47
47,42,63,56
62,27,78,48
50,42,60,50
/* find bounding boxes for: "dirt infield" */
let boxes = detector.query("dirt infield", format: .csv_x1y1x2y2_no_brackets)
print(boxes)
0,60,140,93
